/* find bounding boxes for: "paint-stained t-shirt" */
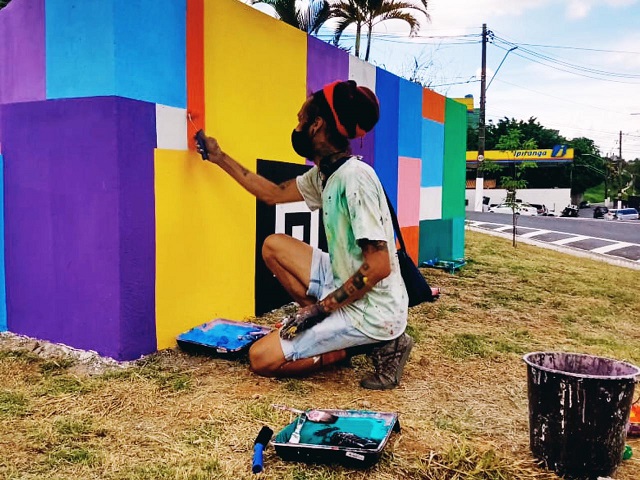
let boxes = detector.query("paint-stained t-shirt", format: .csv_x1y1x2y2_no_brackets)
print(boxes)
296,156,408,341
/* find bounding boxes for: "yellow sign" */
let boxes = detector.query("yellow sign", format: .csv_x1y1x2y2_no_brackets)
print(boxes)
467,146,574,162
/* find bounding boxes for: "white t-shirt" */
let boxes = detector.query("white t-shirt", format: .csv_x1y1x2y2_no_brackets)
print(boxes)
296,156,408,341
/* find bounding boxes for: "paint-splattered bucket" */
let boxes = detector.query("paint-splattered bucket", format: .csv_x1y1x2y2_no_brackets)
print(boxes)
523,352,640,479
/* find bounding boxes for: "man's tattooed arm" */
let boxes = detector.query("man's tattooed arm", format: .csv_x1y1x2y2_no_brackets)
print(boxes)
318,240,390,313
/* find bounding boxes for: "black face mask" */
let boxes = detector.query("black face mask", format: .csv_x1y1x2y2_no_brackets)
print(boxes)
291,122,315,158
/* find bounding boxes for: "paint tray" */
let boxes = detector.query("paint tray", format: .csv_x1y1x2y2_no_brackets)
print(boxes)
272,410,400,468
176,318,271,357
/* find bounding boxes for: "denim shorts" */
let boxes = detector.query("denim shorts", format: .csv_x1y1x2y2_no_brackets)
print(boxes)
279,248,379,362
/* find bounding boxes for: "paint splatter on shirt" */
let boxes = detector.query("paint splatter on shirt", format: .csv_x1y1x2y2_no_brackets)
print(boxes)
296,157,408,341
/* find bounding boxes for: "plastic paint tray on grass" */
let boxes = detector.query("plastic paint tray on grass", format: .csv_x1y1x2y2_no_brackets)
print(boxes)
177,318,272,357
272,410,400,468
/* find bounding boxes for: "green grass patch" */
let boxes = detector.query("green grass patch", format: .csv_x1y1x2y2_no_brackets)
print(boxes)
111,459,225,480
0,390,28,416
46,445,99,467
40,374,93,396
99,354,192,392
40,357,77,374
583,182,605,203
280,378,313,395
442,333,490,359
0,349,41,364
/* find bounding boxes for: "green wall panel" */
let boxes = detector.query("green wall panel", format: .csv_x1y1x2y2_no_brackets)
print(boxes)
418,217,466,264
442,99,467,219
451,217,465,260
419,219,451,264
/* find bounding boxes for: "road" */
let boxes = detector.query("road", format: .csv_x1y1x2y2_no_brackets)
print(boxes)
466,209,640,264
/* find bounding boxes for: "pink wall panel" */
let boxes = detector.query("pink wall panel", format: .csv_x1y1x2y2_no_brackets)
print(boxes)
397,156,421,228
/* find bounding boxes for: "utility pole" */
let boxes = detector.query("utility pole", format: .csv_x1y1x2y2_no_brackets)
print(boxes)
474,23,488,212
617,130,623,208
619,130,622,160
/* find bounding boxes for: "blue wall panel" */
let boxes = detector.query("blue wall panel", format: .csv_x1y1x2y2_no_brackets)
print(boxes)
421,119,444,187
46,0,186,107
46,0,116,98
398,78,422,159
0,154,6,332
373,68,399,209
114,0,186,107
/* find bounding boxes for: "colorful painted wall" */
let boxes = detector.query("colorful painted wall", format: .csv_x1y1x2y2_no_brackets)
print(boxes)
0,0,466,360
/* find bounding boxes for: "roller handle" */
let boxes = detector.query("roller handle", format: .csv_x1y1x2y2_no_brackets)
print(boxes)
194,129,209,160
252,426,273,474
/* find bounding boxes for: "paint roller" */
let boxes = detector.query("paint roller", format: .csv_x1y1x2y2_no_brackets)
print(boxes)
252,426,273,474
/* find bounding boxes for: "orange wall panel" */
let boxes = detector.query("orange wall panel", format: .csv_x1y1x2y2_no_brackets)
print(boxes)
422,88,445,123
399,226,420,265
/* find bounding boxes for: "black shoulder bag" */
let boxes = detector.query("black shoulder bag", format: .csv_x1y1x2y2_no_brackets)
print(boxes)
383,190,435,307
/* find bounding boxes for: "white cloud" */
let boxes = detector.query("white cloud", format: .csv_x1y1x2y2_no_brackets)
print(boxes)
565,0,592,19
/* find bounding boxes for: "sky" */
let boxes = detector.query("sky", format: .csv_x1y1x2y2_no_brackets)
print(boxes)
249,0,640,159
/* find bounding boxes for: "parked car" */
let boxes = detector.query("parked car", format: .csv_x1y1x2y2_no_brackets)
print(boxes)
530,203,549,216
488,203,538,215
593,206,609,219
560,205,579,217
604,209,618,220
613,208,639,220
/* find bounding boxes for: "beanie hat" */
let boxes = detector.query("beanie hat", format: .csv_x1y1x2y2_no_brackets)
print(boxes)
322,80,380,139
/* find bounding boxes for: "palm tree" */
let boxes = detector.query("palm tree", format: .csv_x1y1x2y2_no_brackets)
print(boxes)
331,0,430,61
250,0,332,35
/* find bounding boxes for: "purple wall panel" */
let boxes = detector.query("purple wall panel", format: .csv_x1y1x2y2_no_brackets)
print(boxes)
350,129,375,167
306,38,375,164
116,99,157,359
307,36,349,96
1,97,156,360
0,0,46,105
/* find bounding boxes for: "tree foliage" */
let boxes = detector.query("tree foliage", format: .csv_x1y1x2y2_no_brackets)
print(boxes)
250,0,332,34
0,0,12,10
471,117,608,194
484,117,565,150
482,128,538,247
331,0,430,60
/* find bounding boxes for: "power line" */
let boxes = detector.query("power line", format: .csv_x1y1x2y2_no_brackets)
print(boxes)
491,42,640,84
489,32,640,83
510,42,640,56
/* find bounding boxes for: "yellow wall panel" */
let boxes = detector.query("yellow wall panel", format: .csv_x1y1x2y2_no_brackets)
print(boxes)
206,0,307,165
154,149,257,349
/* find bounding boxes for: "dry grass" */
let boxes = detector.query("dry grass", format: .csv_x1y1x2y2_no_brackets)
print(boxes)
1,230,639,480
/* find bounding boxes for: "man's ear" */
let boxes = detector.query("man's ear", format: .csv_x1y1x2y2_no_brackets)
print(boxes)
309,116,325,137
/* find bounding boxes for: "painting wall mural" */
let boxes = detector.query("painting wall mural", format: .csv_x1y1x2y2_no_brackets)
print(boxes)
0,0,466,359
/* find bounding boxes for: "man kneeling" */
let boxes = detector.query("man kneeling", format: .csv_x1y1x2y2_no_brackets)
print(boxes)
197,81,412,390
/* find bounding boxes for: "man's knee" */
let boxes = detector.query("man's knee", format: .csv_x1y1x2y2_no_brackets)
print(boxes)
262,233,287,263
248,336,281,377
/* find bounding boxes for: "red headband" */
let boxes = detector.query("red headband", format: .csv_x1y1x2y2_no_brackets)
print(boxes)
322,80,370,139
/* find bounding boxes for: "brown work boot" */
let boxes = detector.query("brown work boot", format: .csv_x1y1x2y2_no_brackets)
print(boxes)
360,333,414,390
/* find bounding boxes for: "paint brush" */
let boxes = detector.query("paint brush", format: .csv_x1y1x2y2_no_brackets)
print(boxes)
271,404,338,423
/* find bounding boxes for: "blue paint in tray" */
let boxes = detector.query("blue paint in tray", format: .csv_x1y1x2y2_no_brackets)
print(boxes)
177,318,271,353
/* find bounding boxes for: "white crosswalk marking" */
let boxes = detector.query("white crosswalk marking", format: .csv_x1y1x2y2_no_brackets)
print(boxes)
519,229,550,238
590,242,633,254
551,235,590,245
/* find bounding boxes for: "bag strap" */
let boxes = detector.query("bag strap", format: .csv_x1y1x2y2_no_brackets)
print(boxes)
382,188,407,254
